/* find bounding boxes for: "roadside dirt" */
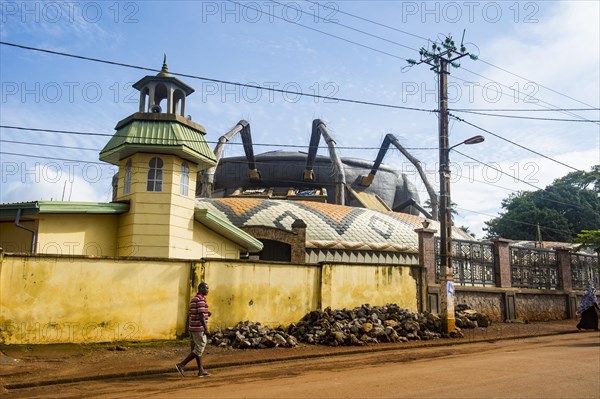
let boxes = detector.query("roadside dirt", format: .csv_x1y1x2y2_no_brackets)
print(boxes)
0,319,579,392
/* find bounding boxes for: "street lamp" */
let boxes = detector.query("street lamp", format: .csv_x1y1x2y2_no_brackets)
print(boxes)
439,134,485,334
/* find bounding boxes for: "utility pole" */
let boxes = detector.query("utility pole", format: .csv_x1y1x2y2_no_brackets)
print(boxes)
408,33,477,333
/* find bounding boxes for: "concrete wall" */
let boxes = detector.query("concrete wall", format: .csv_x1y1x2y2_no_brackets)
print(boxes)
0,254,191,344
515,292,569,321
320,263,418,312
199,260,321,329
455,288,504,321
0,254,421,344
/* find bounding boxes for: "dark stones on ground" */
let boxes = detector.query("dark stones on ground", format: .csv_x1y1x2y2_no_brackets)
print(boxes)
455,304,492,328
212,304,491,349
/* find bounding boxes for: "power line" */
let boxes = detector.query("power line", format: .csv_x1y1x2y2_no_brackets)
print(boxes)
0,125,437,151
478,59,599,110
448,109,600,122
0,139,98,151
300,1,597,114
450,107,600,112
455,68,600,124
2,41,596,124
227,0,411,60
452,149,590,211
0,151,108,165
449,114,582,171
303,0,428,42
453,206,577,237
0,41,433,113
268,0,419,52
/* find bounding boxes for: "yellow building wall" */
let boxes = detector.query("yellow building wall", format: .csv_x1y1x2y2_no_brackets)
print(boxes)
115,153,199,259
0,255,420,344
198,260,321,329
0,254,191,344
191,223,243,259
320,263,418,312
0,220,37,253
36,214,119,257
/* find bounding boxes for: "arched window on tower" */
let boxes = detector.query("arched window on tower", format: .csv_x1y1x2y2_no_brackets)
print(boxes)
180,162,190,196
124,159,132,194
147,157,163,192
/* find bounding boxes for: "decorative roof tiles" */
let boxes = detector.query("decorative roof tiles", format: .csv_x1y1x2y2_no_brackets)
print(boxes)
195,198,475,253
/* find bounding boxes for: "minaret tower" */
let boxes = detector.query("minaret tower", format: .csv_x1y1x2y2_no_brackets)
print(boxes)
100,57,217,258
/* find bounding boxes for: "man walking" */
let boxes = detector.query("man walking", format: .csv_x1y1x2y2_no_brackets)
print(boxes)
176,282,211,377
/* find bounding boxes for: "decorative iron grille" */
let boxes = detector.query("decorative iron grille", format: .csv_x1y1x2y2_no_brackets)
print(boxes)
510,247,560,289
434,238,496,286
570,253,599,291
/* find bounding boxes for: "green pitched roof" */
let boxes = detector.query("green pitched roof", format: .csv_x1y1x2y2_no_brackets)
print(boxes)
194,208,263,253
99,114,217,168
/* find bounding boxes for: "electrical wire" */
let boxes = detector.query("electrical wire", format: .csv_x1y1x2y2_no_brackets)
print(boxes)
452,149,593,211
477,59,599,110
448,114,582,171
448,109,600,122
0,41,433,113
301,0,598,116
227,0,412,60
2,41,598,123
450,107,600,112
303,0,428,42
454,69,600,124
268,0,419,52
453,206,578,238
0,125,438,151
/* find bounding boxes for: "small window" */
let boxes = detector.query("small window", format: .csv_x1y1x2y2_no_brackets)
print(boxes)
147,157,163,192
180,162,190,196
124,159,132,194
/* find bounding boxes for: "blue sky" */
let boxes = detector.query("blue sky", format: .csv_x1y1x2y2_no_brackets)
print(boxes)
1,0,599,237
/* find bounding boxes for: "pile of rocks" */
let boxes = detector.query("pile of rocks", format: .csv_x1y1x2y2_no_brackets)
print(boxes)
455,304,492,328
211,304,491,349
211,321,298,349
288,304,448,346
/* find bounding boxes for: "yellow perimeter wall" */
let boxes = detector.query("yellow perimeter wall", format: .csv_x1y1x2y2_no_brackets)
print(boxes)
0,254,419,344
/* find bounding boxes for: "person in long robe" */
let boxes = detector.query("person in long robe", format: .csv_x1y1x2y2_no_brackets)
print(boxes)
576,286,599,331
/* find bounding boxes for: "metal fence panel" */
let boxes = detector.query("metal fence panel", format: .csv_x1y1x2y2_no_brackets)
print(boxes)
434,238,496,286
570,253,599,290
510,247,560,290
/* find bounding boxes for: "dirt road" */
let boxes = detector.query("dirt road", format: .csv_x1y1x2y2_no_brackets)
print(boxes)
8,331,599,398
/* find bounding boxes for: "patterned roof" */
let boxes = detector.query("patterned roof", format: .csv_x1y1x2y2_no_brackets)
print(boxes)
195,198,474,253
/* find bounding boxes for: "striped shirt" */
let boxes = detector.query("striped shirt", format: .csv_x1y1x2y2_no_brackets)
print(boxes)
189,293,209,332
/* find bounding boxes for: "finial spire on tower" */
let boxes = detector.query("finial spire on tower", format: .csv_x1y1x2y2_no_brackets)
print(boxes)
157,54,171,77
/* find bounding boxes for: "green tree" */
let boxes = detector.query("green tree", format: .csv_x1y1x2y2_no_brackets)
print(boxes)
573,230,600,254
484,166,600,241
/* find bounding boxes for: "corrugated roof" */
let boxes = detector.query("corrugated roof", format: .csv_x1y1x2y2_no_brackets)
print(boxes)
100,119,217,167
0,201,129,217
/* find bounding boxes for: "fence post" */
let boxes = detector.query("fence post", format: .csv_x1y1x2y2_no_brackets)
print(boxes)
416,225,437,284
416,224,437,313
555,247,573,291
291,219,307,264
492,238,512,288
555,247,577,318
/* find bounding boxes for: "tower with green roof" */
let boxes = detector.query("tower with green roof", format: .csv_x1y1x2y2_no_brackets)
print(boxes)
100,57,217,258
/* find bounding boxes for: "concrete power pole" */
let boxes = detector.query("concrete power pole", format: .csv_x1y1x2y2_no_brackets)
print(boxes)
408,34,477,333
